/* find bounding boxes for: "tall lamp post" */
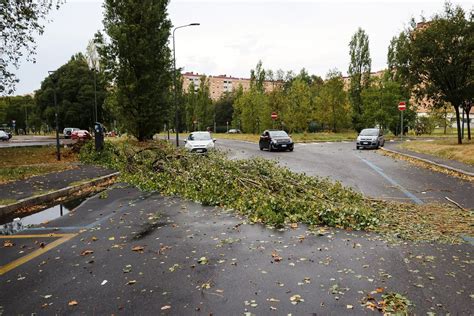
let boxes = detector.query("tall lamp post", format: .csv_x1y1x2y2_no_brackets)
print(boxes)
173,23,200,147
86,40,100,127
48,71,61,161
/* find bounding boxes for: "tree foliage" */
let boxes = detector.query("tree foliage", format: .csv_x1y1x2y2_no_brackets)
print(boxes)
348,28,372,132
35,53,107,131
182,76,214,131
97,0,173,141
232,62,351,133
0,95,39,132
315,70,351,132
388,3,473,143
0,0,61,95
361,72,416,135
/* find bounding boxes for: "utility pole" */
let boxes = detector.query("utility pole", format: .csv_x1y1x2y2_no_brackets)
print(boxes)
48,70,61,161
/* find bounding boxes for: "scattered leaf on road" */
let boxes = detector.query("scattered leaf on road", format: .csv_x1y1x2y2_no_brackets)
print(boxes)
80,250,93,256
132,246,144,253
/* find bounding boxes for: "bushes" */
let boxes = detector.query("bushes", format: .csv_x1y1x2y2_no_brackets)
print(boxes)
414,116,436,135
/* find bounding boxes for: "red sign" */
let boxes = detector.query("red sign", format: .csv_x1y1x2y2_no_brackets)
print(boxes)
271,112,278,120
398,101,406,111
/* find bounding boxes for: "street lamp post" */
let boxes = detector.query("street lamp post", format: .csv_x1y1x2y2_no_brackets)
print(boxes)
93,68,98,124
173,23,200,147
48,71,61,161
86,40,100,128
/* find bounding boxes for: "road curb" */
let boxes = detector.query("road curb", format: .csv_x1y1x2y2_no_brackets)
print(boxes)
0,172,120,218
380,147,474,178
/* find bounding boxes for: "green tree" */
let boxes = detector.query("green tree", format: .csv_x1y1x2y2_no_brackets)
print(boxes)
285,78,312,133
233,87,269,134
316,70,350,132
361,72,416,135
348,28,371,132
35,53,107,131
388,3,473,144
97,0,172,141
182,76,213,131
0,1,61,94
250,60,266,93
0,95,37,133
214,92,235,131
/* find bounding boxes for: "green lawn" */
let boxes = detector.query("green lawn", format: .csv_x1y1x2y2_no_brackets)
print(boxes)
0,146,78,183
399,139,473,166
168,131,359,143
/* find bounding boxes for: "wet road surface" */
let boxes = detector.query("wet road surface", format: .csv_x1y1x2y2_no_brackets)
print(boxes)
216,139,474,209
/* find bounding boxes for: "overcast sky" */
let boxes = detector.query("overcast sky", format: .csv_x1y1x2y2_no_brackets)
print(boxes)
12,0,472,95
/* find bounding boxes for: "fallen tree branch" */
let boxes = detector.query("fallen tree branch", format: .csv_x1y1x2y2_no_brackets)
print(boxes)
445,196,466,211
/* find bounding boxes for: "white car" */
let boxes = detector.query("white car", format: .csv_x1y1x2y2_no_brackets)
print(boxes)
0,130,10,141
184,131,216,153
356,128,385,149
63,127,80,139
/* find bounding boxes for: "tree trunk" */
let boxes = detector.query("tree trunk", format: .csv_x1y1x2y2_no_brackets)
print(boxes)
454,105,462,144
467,110,471,140
465,104,471,140
444,107,447,135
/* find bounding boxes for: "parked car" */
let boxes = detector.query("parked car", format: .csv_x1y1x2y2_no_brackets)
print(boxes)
227,129,241,134
71,130,92,141
0,128,12,139
0,130,10,141
259,130,294,152
356,128,385,149
184,131,216,153
63,127,80,139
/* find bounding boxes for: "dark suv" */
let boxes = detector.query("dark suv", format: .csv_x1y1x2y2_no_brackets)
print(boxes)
259,130,294,152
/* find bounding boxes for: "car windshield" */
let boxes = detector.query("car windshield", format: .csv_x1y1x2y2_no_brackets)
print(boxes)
269,131,288,137
360,129,379,136
189,132,211,141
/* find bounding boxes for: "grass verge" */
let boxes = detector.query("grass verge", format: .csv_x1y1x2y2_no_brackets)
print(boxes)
157,131,358,143
213,131,358,143
381,150,473,183
80,140,473,243
0,146,78,183
398,139,474,166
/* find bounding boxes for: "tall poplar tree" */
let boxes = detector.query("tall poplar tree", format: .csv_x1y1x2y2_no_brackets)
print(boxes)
98,0,172,141
348,28,371,132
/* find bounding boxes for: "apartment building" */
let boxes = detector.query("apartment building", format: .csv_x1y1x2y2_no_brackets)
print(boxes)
182,72,277,100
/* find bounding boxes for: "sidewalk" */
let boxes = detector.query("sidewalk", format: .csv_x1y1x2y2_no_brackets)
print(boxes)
0,164,115,203
384,141,474,176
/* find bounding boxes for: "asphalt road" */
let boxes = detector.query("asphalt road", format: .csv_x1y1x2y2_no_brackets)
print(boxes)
1,184,472,315
215,139,474,209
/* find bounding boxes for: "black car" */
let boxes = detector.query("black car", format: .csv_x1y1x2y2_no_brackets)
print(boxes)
259,130,294,152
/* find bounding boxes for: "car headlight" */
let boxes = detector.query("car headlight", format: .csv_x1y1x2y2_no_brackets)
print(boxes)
271,140,277,144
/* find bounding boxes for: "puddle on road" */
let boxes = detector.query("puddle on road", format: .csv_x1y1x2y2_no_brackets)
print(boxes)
0,196,87,235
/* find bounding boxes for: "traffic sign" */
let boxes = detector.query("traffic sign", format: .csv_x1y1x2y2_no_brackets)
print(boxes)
271,112,278,120
398,101,406,111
